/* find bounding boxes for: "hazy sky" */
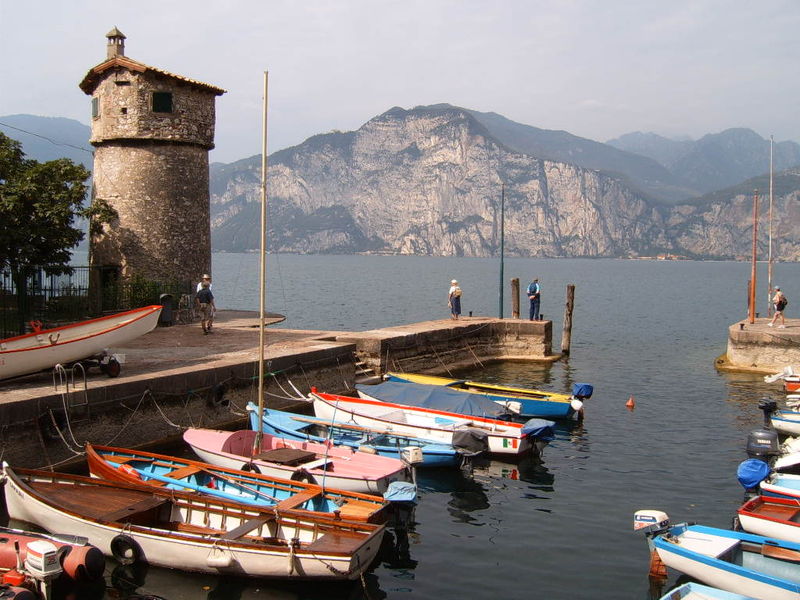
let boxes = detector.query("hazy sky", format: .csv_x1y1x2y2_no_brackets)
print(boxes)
1,0,798,163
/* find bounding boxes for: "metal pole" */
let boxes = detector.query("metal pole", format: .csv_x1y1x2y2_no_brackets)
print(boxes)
767,135,774,317
499,183,505,318
255,71,269,451
748,189,758,324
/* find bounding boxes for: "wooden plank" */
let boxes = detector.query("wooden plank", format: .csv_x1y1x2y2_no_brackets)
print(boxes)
306,529,366,554
221,515,273,540
161,465,202,480
762,543,800,562
275,489,320,511
101,496,169,522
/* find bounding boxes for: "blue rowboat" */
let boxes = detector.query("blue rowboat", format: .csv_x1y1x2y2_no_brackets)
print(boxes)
635,509,800,600
382,373,591,420
658,582,755,600
246,403,471,468
85,443,388,523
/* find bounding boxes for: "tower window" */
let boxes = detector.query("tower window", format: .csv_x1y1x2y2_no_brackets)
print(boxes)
91,97,100,118
152,92,173,113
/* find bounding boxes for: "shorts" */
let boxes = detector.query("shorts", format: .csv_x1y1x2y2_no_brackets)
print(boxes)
198,303,212,319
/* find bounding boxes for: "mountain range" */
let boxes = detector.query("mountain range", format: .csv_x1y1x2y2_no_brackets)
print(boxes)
2,108,798,260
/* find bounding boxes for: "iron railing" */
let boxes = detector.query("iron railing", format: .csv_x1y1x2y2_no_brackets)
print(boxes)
0,266,192,339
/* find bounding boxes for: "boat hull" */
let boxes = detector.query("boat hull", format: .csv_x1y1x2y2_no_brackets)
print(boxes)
3,465,383,580
738,495,800,544
0,305,161,380
247,404,462,468
183,428,410,494
86,443,388,523
313,391,532,456
651,523,800,600
386,372,577,419
771,411,800,436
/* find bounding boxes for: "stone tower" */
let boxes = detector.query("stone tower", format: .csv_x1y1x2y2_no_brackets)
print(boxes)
79,28,225,287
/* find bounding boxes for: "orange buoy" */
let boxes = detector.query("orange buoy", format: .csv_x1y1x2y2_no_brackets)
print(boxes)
626,395,636,410
648,548,667,579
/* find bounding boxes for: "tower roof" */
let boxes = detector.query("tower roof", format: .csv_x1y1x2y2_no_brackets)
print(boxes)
106,27,126,39
79,55,226,96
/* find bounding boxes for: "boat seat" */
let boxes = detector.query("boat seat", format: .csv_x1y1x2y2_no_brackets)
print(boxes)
275,489,320,511
762,544,800,562
678,532,740,558
221,515,273,540
101,496,170,522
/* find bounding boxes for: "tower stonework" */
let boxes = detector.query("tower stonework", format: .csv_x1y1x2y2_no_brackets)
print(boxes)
79,28,225,287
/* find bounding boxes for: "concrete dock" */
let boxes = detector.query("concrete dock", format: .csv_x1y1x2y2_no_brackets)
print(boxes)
718,317,800,374
0,311,557,469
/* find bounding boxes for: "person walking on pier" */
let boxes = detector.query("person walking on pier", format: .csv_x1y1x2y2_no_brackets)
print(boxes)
448,279,462,320
769,287,787,328
527,278,541,320
196,281,216,334
196,273,212,293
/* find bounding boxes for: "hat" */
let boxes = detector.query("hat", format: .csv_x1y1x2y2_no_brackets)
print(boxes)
451,279,458,284
776,286,781,290
202,274,211,279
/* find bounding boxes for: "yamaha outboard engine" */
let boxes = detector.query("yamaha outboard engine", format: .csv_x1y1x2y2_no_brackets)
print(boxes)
738,398,780,501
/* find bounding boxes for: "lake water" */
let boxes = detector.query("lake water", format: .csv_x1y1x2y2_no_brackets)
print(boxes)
28,254,800,598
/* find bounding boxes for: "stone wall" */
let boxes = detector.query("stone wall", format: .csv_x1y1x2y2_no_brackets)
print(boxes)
90,70,217,149
338,319,554,374
91,143,211,284
725,321,800,372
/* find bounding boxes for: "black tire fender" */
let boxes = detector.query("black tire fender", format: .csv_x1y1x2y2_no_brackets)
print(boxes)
240,462,261,475
110,534,144,566
290,469,317,485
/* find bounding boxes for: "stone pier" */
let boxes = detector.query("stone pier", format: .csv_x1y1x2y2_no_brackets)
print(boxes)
718,318,800,374
0,312,557,469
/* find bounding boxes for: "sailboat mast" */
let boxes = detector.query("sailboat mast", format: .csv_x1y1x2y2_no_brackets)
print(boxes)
256,71,269,447
499,183,505,318
767,135,774,317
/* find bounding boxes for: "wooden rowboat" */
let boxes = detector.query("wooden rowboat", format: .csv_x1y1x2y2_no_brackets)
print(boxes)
183,427,412,494
1,464,384,580
85,443,388,522
0,305,162,380
658,582,755,600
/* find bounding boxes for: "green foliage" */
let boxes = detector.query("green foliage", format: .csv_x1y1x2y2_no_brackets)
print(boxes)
0,132,90,277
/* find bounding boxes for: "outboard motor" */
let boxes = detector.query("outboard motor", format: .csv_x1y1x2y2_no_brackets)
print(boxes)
737,398,781,501
521,418,556,458
758,398,778,428
452,427,490,474
746,429,780,461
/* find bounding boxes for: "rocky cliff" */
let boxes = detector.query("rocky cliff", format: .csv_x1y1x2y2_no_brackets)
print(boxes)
205,105,798,260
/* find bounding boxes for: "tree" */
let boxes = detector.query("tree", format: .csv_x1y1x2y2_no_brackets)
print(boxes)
0,132,94,333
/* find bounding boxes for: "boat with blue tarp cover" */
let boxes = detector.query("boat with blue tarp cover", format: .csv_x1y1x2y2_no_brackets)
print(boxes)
635,509,800,599
311,386,554,456
384,372,592,419
245,403,471,468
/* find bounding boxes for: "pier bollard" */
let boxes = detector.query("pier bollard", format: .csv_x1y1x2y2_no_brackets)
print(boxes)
740,323,745,330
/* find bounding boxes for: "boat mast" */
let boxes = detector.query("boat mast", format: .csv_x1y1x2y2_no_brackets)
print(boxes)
255,71,269,451
767,135,774,316
498,183,505,318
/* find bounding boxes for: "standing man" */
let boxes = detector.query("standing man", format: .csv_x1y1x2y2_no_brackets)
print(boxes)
527,278,541,321
196,280,216,334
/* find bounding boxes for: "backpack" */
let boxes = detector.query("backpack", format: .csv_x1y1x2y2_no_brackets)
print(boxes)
778,296,788,310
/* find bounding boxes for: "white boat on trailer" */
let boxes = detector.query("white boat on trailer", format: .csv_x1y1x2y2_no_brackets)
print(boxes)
0,305,162,380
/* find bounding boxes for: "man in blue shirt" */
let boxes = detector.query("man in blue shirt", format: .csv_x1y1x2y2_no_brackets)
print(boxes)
526,278,540,321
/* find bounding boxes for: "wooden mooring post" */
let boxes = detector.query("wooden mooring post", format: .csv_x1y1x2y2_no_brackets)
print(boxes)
511,278,520,319
561,284,575,355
